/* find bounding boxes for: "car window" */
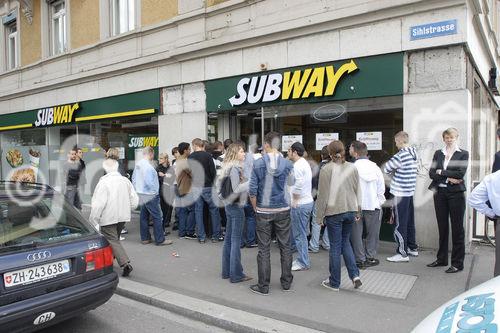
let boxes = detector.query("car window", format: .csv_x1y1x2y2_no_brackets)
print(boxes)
0,194,95,253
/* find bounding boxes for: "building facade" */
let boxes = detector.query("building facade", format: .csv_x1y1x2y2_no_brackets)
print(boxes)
0,0,498,248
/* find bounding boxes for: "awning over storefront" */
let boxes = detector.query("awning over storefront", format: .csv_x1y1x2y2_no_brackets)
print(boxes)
0,89,160,132
205,52,404,112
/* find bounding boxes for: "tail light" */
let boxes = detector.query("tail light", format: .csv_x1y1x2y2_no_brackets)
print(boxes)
85,246,114,272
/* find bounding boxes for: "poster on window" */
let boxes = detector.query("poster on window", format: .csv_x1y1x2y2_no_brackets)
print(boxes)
315,133,339,150
356,132,383,150
1,145,49,183
281,135,303,152
116,147,125,159
134,148,145,162
127,134,159,161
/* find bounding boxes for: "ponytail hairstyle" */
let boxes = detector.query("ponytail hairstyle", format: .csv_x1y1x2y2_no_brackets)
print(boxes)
328,140,346,164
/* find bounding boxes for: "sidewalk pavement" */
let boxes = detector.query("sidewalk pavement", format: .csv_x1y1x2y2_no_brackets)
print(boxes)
87,209,496,333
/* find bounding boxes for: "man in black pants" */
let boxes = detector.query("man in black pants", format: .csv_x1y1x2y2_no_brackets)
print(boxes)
63,147,84,210
248,132,294,295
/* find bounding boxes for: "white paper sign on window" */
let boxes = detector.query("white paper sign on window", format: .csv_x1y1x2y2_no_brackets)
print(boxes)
315,133,339,150
356,132,383,150
117,147,125,159
134,148,144,161
281,135,303,152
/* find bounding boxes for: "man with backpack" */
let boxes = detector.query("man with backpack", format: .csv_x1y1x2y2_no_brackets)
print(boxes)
175,142,196,239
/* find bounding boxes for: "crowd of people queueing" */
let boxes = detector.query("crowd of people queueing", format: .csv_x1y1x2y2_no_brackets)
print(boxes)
67,127,500,294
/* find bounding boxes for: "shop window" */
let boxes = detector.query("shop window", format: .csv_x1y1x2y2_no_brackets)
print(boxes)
220,96,403,165
49,0,67,55
0,128,47,183
471,80,481,181
2,12,18,70
111,0,135,36
214,96,402,243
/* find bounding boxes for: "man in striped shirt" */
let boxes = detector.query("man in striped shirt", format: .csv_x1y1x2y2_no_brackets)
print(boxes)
384,131,419,263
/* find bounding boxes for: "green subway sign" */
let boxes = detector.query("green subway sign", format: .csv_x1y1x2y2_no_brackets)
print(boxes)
205,53,404,112
0,89,160,132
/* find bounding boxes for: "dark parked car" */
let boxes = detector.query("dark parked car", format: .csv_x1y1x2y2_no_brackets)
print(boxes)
0,181,118,332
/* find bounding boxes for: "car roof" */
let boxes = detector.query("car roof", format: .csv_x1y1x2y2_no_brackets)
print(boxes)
0,181,55,200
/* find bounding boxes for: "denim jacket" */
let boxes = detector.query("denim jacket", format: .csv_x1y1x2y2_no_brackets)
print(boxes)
249,153,294,209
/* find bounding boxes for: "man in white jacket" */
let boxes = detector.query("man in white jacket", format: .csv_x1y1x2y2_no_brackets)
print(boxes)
90,157,139,277
349,141,386,268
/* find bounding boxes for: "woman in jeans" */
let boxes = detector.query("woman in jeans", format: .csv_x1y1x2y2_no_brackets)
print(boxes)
316,140,362,291
157,153,174,232
219,143,252,283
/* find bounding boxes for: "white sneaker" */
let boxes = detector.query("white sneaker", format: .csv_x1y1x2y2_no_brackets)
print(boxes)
408,249,419,257
352,277,362,289
386,254,409,262
292,261,308,271
119,236,125,241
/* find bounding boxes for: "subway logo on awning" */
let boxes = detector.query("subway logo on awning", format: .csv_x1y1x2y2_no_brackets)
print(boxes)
229,60,358,106
34,103,80,127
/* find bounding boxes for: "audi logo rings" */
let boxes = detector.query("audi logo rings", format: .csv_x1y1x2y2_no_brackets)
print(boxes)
27,251,52,262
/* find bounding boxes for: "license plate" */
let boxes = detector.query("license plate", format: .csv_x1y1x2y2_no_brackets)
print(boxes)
3,260,71,288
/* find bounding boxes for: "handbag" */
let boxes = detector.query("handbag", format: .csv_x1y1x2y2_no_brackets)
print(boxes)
218,167,241,204
219,175,234,200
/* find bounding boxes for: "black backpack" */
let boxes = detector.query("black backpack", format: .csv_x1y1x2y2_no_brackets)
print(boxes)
218,169,240,204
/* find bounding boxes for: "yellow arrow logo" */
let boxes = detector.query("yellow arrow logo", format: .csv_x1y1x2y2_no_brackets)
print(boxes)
325,60,358,96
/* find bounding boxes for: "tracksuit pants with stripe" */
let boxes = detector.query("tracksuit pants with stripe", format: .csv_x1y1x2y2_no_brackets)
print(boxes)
392,196,417,257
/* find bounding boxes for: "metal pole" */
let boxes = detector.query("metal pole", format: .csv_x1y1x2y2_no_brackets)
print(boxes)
261,106,264,147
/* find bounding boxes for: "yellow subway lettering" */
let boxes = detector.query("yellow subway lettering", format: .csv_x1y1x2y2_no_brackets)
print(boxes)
282,68,312,100
302,67,325,98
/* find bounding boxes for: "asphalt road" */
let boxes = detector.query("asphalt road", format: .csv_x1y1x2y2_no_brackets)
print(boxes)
37,294,232,333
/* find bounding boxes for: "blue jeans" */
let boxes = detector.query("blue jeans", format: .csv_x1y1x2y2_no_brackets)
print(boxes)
222,204,246,282
241,202,256,246
194,187,222,241
325,212,360,288
291,202,314,268
309,203,330,251
176,205,195,237
139,194,165,244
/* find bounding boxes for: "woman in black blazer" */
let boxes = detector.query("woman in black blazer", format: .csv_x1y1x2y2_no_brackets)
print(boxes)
427,128,469,273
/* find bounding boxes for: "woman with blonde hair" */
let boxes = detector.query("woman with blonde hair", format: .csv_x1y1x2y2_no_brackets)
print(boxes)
106,147,127,177
316,140,362,291
427,128,469,273
218,143,252,283
157,152,174,233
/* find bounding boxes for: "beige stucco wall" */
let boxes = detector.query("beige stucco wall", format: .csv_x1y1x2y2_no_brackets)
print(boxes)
142,0,177,27
206,0,229,6
71,0,100,50
20,0,42,66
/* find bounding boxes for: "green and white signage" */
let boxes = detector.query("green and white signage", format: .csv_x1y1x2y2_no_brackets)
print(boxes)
205,53,404,112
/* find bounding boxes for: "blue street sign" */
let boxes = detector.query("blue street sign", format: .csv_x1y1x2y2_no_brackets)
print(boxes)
410,19,457,41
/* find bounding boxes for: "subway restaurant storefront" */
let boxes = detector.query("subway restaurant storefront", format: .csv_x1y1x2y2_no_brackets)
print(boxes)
205,52,404,239
0,89,160,203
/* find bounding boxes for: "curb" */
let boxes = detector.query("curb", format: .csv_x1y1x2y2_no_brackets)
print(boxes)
116,279,326,333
